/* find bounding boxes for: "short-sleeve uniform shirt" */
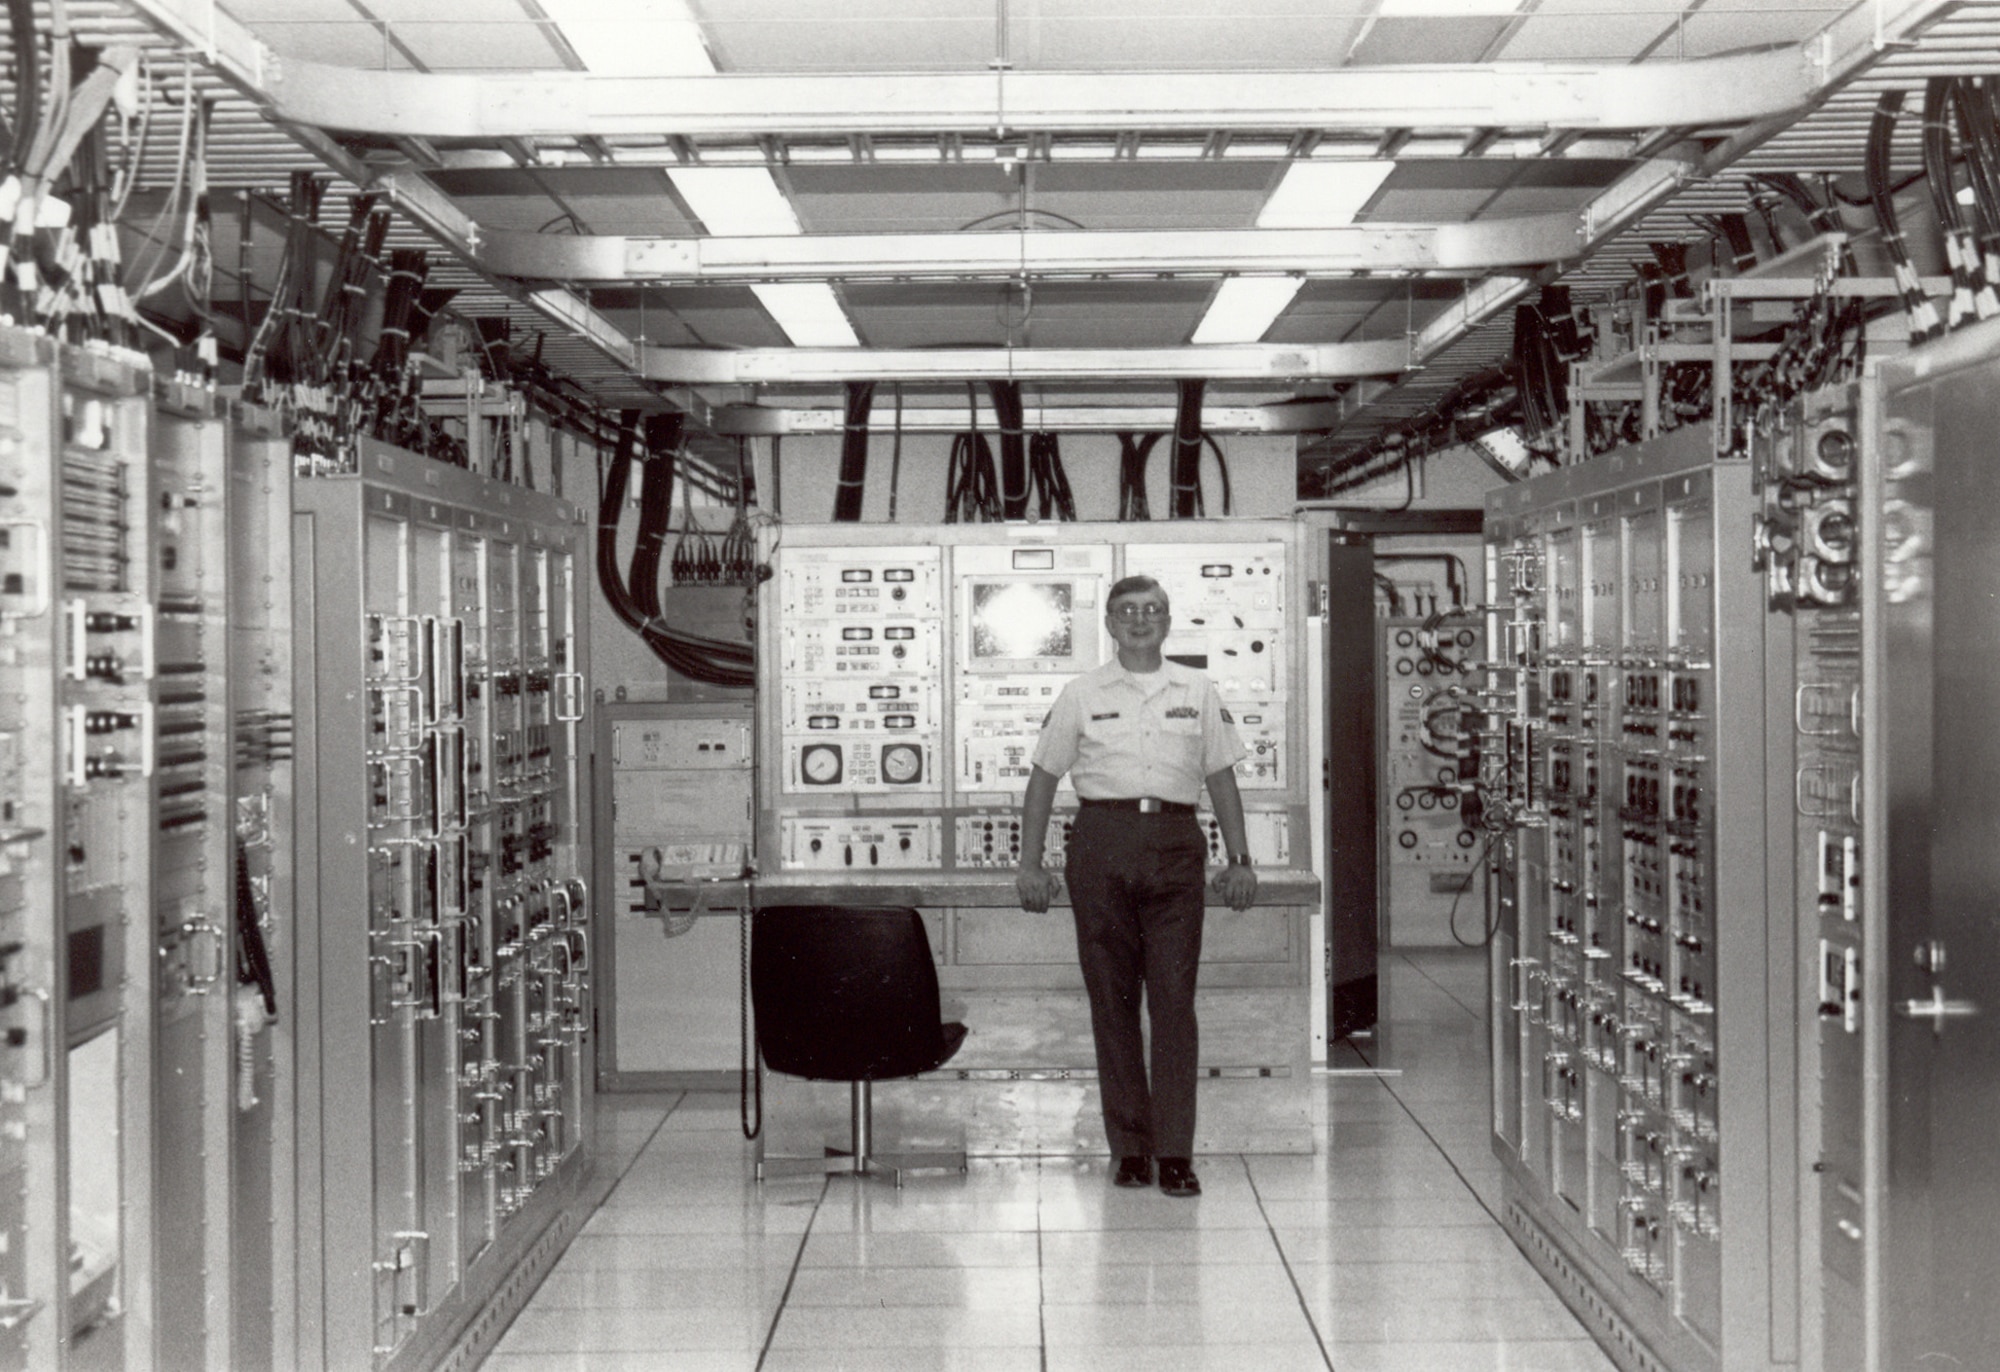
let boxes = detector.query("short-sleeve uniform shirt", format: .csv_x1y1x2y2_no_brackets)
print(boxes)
1030,658,1247,806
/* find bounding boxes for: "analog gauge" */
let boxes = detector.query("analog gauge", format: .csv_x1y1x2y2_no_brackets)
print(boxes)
881,743,922,785
801,744,842,785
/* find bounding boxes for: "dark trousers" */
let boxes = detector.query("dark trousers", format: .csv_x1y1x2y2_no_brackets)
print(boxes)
1065,806,1207,1158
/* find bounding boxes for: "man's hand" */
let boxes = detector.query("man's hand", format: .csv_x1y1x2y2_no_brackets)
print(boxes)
1017,864,1064,913
1210,863,1258,912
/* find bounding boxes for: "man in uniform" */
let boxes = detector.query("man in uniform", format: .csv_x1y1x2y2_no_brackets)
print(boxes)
1014,574,1257,1198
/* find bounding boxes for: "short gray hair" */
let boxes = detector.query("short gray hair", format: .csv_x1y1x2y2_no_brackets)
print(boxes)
1107,575,1168,609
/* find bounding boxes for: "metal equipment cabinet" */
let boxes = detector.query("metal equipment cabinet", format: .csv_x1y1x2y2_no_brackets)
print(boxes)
290,440,593,1372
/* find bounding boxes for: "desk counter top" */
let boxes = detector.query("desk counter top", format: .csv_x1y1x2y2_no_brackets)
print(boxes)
646,870,1320,910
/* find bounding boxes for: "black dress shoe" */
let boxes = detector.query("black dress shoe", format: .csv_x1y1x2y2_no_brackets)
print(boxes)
1157,1158,1201,1198
1113,1156,1153,1188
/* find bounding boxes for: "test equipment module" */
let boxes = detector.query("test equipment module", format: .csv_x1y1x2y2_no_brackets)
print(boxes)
757,521,1308,882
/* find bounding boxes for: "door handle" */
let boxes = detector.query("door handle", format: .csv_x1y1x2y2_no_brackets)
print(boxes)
1897,987,1979,1034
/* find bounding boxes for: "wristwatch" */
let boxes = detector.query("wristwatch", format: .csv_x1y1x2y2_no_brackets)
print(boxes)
1228,853,1253,867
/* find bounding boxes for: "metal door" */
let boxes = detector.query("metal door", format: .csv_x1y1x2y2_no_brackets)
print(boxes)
1878,335,2000,1369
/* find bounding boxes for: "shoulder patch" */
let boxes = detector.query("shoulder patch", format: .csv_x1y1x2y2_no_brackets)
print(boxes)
1219,707,1234,724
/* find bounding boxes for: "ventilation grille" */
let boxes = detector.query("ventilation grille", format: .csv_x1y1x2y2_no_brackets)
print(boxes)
1504,1199,1675,1372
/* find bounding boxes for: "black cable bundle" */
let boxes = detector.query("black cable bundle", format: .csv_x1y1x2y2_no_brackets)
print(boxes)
1868,90,1944,344
1717,214,1759,275
944,382,1001,522
1510,303,1561,446
597,410,755,688
1924,78,1993,328
630,412,683,620
886,383,903,521
0,0,37,325
1027,431,1075,521
1117,432,1159,521
988,380,1029,518
241,172,320,408
1170,379,1205,518
1649,243,1695,299
368,247,428,444
1634,261,1670,322
1201,435,1234,516
1951,78,2000,319
832,380,872,521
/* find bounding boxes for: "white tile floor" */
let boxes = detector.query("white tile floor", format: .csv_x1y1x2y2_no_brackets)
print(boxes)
481,950,1618,1371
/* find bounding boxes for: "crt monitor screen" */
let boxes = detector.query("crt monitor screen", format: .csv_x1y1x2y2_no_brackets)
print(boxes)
970,581,1074,661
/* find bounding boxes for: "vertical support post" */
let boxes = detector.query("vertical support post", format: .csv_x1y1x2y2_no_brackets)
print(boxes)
1324,535,1380,1043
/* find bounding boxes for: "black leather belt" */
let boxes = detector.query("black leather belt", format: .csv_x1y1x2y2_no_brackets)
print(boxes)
1079,797,1195,815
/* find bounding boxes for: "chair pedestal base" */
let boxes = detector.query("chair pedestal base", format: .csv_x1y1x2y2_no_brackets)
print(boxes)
755,1081,966,1189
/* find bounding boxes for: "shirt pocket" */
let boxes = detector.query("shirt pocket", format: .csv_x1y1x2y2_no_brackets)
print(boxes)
1081,710,1138,750
1161,694,1204,738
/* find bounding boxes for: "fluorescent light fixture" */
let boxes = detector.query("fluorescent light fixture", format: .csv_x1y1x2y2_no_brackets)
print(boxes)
751,283,860,348
545,3,862,347
1257,161,1396,228
1189,277,1305,345
539,0,716,76
667,168,805,237
1376,0,1524,15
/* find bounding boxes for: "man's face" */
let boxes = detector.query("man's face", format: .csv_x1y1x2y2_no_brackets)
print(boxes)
1105,586,1171,652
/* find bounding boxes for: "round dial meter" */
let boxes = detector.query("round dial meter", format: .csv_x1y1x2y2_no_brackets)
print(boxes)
801,744,842,784
881,744,922,785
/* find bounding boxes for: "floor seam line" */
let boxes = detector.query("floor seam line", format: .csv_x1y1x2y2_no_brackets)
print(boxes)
593,1090,687,1211
753,1173,829,1371
1349,1038,1518,1233
1241,1153,1338,1371
1394,947,1485,1022
1036,1161,1050,1372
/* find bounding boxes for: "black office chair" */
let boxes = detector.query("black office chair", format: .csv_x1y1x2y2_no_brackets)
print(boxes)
750,906,968,1186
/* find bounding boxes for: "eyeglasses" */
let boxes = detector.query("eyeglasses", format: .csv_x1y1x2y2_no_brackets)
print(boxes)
1109,603,1169,621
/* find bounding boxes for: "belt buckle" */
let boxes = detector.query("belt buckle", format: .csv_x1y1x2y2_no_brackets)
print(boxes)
1137,797,1163,814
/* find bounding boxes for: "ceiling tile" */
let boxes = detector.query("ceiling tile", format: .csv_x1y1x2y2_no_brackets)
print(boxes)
784,166,1020,234
1672,2,1836,59
1003,0,1372,70
1026,162,1279,232
1367,187,1498,222
690,0,997,71
1349,16,1513,65
1496,0,1681,61
843,279,1211,348
596,286,792,348
446,195,570,232
394,21,572,72
1505,158,1631,189
233,20,416,70
562,196,695,236
1381,160,1524,193
1478,186,1597,216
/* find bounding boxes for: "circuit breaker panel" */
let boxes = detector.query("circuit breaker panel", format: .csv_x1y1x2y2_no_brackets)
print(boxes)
1485,426,1795,1372
293,441,591,1372
1378,616,1484,947
759,523,1307,878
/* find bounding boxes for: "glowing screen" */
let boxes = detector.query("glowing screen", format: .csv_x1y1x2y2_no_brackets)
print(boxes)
971,582,1073,660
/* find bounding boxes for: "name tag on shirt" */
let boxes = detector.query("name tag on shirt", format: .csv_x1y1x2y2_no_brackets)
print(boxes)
1164,706,1198,719
1090,711,1121,721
